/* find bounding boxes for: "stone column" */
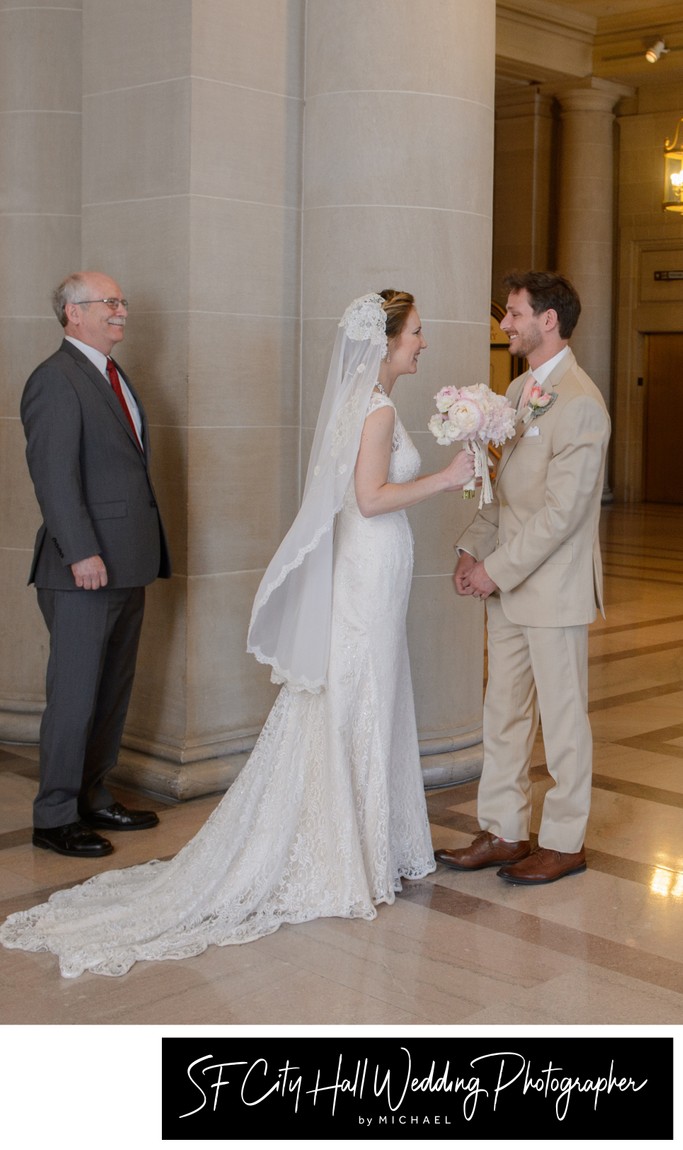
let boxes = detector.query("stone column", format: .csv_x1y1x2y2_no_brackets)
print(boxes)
492,88,555,303
555,80,630,410
2,0,495,798
0,2,82,740
302,0,497,785
77,0,306,798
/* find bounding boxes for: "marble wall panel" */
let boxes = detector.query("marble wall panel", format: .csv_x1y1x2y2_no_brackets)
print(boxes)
125,574,187,750
0,215,81,318
186,569,280,748
83,81,191,203
0,6,81,111
306,0,494,104
0,113,82,214
80,200,190,314
406,572,484,738
0,0,79,8
0,319,62,417
302,206,491,334
191,0,304,97
82,0,190,93
304,92,492,214
0,550,46,736
0,417,39,548
190,79,302,207
145,422,188,579
188,313,299,429
189,198,301,317
187,425,299,577
120,313,189,427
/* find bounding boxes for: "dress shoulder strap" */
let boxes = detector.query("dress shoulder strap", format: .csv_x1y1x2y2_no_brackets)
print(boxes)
366,387,395,416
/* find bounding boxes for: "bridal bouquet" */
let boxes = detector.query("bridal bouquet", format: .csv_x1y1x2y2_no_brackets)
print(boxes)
428,382,516,506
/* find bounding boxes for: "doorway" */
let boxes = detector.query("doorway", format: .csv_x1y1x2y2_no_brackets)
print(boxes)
644,333,683,503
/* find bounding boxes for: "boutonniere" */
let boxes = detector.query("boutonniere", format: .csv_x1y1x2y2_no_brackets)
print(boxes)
522,384,558,424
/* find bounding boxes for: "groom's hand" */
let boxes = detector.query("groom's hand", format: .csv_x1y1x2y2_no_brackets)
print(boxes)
453,551,476,596
465,560,498,599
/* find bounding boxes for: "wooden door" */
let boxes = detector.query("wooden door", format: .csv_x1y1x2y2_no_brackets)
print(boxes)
645,333,683,503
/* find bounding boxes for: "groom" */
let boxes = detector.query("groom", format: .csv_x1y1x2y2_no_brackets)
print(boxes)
436,271,610,885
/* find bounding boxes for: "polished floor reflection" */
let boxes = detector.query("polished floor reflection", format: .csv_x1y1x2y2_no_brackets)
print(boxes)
1,503,683,1025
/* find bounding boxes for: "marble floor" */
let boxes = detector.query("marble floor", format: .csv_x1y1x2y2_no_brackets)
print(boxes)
1,503,682,1032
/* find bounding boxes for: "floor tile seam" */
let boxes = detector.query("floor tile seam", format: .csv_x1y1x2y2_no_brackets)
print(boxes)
402,882,683,996
615,734,683,765
0,761,39,777
589,639,683,664
603,560,683,572
602,572,683,587
591,771,683,809
588,682,683,710
595,618,683,635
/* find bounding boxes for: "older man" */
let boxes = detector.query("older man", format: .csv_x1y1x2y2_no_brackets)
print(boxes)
21,271,171,856
436,271,610,884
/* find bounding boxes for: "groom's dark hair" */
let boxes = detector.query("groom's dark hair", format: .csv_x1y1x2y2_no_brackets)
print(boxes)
503,270,581,339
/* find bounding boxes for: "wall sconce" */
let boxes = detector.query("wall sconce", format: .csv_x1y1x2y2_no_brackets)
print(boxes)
646,38,668,63
663,119,683,212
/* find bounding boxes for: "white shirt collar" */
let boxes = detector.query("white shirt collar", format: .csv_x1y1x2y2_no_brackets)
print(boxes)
529,345,570,386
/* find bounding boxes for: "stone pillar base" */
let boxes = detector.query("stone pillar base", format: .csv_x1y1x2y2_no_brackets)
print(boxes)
4,704,483,801
109,749,250,804
112,736,485,802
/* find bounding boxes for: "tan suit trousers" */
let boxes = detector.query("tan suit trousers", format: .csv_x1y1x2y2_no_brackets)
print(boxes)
478,596,592,854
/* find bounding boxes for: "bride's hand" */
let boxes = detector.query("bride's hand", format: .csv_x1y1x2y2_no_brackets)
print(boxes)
441,446,476,491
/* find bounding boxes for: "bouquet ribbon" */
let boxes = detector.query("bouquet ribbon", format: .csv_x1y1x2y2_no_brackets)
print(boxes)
464,441,493,508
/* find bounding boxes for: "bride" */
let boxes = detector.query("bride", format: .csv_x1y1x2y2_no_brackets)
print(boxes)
0,290,474,977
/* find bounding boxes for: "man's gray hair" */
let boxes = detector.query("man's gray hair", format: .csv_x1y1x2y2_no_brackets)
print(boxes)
52,273,90,327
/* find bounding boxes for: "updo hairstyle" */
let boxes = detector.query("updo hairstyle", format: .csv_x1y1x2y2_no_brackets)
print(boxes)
379,289,415,341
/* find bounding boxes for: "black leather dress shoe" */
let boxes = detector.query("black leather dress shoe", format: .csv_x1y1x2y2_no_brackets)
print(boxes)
79,801,159,831
33,822,113,857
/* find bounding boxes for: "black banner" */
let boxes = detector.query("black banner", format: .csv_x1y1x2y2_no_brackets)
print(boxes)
161,1035,673,1140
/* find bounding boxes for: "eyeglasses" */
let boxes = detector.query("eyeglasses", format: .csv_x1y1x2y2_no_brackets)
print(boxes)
73,298,129,310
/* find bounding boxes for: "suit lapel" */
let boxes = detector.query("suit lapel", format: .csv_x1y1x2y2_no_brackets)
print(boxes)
62,340,145,454
495,354,575,486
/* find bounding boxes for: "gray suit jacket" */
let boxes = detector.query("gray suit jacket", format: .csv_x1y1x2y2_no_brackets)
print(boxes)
22,339,171,589
457,349,610,628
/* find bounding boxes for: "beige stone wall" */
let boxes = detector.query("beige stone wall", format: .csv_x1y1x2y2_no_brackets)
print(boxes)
0,0,495,797
0,0,83,740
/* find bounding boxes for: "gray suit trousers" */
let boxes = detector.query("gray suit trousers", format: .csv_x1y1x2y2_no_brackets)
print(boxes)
34,586,145,828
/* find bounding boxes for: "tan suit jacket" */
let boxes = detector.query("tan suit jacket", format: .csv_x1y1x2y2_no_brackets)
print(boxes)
457,349,610,623
456,349,611,851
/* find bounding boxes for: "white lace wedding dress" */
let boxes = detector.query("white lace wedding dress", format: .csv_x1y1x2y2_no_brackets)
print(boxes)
0,392,436,977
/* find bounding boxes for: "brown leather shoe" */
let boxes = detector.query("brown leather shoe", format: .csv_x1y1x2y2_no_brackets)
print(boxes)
434,831,530,871
497,846,586,885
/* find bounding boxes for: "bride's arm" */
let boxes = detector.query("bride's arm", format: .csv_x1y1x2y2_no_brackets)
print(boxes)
354,406,474,519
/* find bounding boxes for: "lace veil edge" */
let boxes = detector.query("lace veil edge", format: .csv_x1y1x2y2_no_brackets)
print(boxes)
246,294,387,691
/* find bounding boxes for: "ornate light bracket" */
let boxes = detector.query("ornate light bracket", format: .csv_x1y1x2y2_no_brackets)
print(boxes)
663,118,683,212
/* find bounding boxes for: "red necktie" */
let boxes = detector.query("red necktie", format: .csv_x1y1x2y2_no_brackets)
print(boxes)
106,358,141,446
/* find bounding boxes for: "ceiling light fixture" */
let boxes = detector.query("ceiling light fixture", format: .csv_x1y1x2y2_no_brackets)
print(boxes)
646,39,668,64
